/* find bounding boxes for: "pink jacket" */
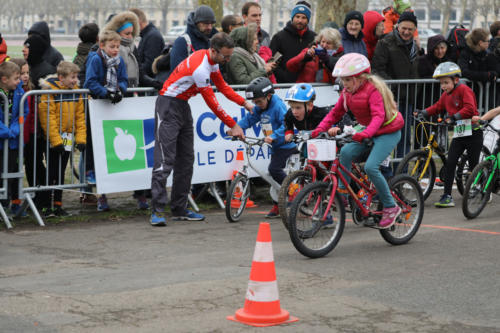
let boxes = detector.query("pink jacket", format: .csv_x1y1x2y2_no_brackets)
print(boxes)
312,81,404,138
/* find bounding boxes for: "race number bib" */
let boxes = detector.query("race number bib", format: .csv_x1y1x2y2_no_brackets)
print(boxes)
261,123,273,137
453,119,472,138
61,132,73,152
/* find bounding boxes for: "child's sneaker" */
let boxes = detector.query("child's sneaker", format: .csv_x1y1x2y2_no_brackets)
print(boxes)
86,170,96,184
10,203,27,217
136,195,149,210
97,195,110,212
379,206,402,229
265,204,280,218
172,209,205,221
435,194,455,208
53,206,71,217
150,212,167,226
41,207,55,218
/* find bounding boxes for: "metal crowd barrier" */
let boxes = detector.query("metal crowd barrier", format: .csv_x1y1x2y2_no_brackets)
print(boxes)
1,79,496,228
0,91,13,228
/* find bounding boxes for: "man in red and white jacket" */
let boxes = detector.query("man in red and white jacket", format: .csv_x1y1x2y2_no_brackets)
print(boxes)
151,32,253,226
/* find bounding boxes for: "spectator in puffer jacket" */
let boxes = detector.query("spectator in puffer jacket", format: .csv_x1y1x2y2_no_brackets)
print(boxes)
270,1,316,83
286,27,343,83
28,21,64,67
226,23,276,85
362,11,385,60
339,10,367,56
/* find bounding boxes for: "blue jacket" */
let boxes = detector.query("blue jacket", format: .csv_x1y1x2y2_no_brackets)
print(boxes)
238,94,296,151
0,82,29,149
83,51,128,98
169,11,218,73
339,28,368,57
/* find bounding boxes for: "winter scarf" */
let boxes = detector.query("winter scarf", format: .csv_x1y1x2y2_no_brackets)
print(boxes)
233,47,266,70
100,50,120,92
395,29,417,62
119,37,140,88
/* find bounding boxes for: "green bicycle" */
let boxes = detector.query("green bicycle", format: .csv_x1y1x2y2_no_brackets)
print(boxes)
462,121,500,219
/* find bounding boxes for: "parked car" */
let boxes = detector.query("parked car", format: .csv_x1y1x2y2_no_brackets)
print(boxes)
165,25,186,43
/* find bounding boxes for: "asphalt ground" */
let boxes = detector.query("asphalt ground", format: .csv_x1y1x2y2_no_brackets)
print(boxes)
1,189,499,332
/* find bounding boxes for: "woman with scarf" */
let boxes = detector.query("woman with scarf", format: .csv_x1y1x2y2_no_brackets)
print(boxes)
286,27,344,83
226,23,276,85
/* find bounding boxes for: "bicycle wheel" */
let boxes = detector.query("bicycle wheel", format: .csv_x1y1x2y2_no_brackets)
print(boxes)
456,146,489,196
462,160,496,219
395,150,435,201
379,175,424,245
288,182,345,258
278,170,312,230
225,174,250,222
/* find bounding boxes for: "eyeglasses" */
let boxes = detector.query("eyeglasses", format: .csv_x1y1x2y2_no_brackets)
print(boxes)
215,49,232,60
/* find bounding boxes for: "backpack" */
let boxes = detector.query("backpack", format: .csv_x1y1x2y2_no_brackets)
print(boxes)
151,33,193,77
446,24,469,61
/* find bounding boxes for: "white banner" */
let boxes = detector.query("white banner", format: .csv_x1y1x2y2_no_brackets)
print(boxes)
89,86,339,194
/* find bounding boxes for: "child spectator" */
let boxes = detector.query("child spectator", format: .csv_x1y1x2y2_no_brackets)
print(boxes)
37,62,86,217
283,83,329,142
417,62,482,208
74,23,99,84
84,30,127,212
237,77,297,218
286,27,343,83
0,61,29,215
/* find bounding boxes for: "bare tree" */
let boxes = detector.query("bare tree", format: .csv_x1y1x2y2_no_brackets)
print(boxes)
314,0,356,32
424,0,435,29
458,0,467,25
152,0,171,34
440,0,453,35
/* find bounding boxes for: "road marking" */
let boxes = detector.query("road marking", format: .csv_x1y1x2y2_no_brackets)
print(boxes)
422,224,500,235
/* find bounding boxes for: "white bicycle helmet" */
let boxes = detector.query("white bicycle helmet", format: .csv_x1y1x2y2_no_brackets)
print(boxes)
332,53,371,77
433,61,461,79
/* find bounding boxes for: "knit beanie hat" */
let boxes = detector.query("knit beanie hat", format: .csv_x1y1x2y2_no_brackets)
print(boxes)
291,1,312,22
394,0,412,14
343,10,364,29
397,11,418,27
194,5,216,24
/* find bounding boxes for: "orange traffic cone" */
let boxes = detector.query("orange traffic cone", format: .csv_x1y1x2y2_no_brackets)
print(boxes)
227,222,298,327
229,168,257,208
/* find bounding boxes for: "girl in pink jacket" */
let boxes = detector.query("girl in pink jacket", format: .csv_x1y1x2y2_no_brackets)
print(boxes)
312,53,404,229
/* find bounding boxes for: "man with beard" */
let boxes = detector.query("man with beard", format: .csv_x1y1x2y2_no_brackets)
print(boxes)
150,33,253,226
269,1,316,83
169,5,218,74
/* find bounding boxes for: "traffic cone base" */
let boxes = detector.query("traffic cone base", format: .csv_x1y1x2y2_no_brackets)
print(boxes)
227,223,298,327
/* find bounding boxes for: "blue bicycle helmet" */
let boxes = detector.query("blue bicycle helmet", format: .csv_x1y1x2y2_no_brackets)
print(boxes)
285,83,316,102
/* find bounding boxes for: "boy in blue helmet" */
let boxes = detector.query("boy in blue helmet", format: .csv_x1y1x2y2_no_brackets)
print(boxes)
238,77,297,218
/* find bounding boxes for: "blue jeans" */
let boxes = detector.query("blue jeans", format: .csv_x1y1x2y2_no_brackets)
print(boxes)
339,131,401,208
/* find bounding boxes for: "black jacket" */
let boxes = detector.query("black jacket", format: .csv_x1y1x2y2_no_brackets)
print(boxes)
138,23,165,77
25,34,56,90
28,21,64,67
74,42,97,84
270,21,316,83
284,106,329,133
457,46,497,83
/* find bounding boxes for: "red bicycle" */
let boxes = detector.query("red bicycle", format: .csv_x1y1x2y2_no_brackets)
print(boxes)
287,134,424,258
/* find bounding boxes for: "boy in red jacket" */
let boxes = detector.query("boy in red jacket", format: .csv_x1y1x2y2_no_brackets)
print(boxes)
417,62,481,208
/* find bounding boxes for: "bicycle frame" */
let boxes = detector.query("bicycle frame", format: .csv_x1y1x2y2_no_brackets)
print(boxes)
411,124,447,181
475,153,500,193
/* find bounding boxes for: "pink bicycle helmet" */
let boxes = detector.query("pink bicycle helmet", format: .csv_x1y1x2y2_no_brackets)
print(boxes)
332,53,371,77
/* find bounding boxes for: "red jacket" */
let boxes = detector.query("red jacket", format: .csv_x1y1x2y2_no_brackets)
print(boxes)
363,11,385,60
286,47,343,83
425,84,478,119
313,81,404,138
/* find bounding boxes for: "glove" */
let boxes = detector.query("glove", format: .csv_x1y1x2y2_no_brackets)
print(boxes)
52,144,65,153
76,143,86,152
112,90,123,104
352,132,368,143
488,71,497,83
153,80,163,90
106,90,116,102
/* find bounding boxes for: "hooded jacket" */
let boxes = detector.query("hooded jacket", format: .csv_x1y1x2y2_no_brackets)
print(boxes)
457,39,497,83
169,11,219,73
339,27,367,56
38,75,86,147
237,94,296,150
28,22,64,67
25,34,57,90
226,24,268,84
0,82,29,150
0,37,9,63
362,11,385,60
270,21,316,83
73,42,97,83
312,81,404,139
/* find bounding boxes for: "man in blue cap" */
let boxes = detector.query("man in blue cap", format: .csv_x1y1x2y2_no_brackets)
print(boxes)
270,1,316,83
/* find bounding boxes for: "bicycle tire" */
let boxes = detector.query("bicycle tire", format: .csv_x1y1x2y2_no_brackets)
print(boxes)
462,160,495,219
225,174,250,222
395,150,435,201
456,146,490,196
379,175,424,245
288,182,345,258
278,170,312,231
